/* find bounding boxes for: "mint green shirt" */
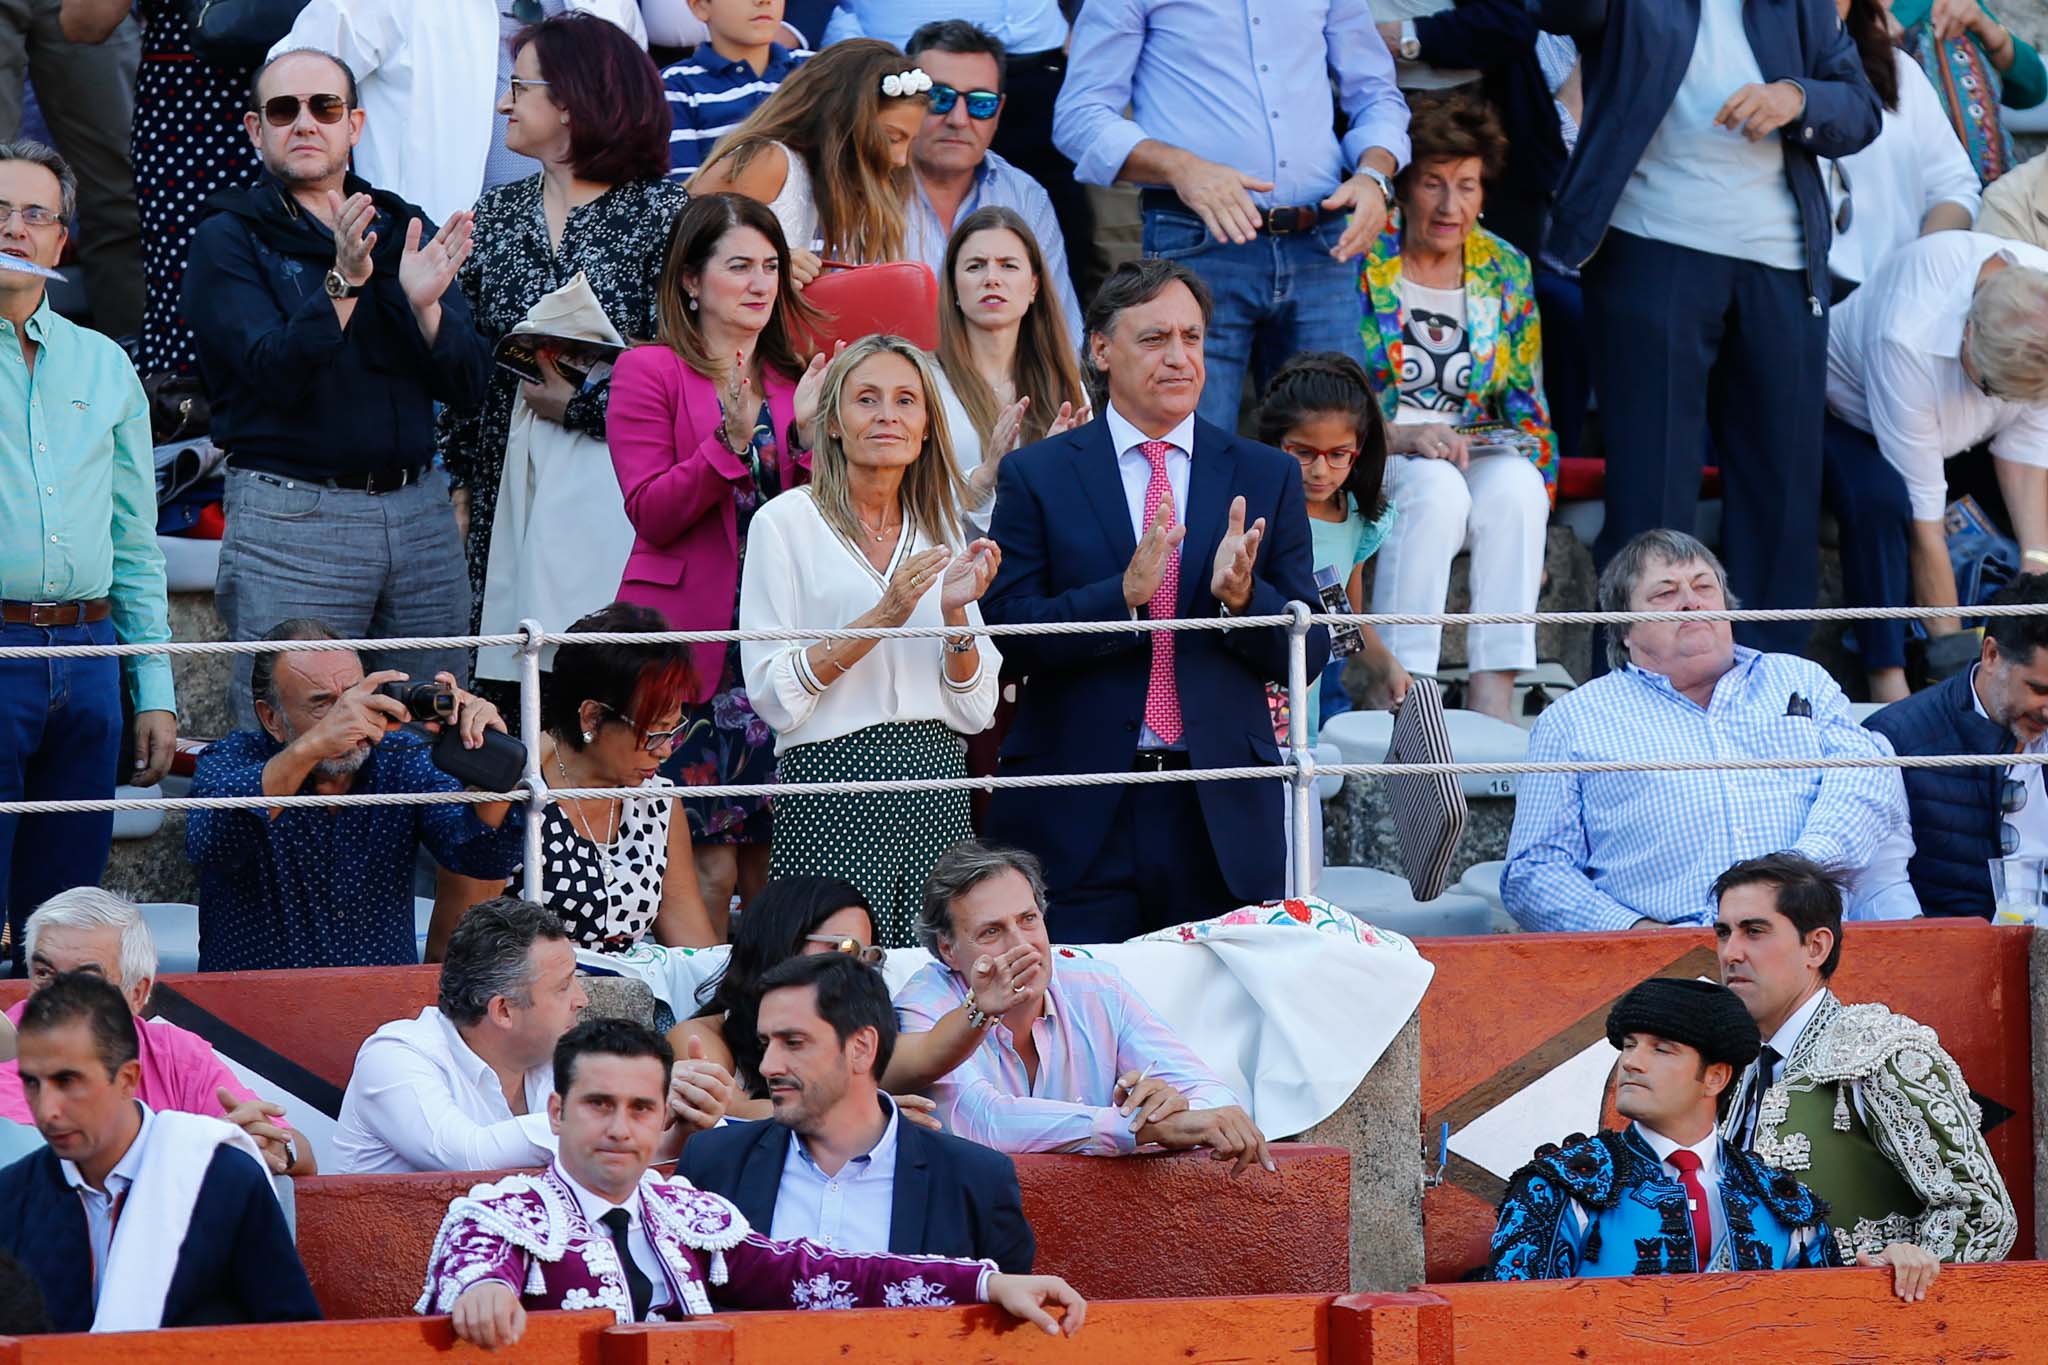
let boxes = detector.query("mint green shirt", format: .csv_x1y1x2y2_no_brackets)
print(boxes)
0,297,174,713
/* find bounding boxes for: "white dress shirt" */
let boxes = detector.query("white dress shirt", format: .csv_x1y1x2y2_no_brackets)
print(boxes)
556,1161,675,1315
59,1100,153,1306
270,0,647,224
1637,1123,1728,1265
1827,230,2048,521
739,488,1002,751
1105,403,1195,751
1826,50,1981,287
332,1008,555,1174
768,1094,901,1252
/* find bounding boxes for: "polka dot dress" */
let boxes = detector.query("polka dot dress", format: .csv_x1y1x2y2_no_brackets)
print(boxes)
768,720,973,949
136,0,263,377
519,775,675,952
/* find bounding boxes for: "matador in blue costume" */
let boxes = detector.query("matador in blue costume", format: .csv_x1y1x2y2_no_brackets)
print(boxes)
1484,977,1842,1280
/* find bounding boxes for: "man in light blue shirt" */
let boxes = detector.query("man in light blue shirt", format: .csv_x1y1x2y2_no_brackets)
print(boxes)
1054,0,1409,429
0,140,175,967
903,22,1082,344
1503,530,1911,932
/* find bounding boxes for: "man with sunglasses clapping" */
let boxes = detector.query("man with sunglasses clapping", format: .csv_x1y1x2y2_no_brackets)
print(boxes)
184,48,490,734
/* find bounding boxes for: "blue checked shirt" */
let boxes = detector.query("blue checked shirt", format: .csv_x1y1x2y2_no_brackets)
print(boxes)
1502,648,1909,932
662,43,811,181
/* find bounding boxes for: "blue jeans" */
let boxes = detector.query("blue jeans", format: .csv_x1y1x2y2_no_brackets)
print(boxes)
216,466,472,731
0,618,121,960
1142,209,1368,431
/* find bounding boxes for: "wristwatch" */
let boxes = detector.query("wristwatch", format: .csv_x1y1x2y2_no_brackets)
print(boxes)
1398,18,1421,59
324,268,365,299
1359,165,1397,210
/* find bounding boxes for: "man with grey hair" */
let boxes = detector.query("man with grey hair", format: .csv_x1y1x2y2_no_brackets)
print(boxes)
0,887,314,1173
185,618,524,972
0,138,175,970
894,840,1273,1172
335,895,729,1173
1825,230,2048,699
1502,530,1912,932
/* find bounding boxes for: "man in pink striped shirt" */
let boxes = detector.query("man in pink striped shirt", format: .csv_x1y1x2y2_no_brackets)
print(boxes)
0,888,312,1174
896,841,1273,1173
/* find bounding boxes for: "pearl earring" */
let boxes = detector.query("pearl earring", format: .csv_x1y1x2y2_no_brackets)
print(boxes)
687,295,698,312
582,730,594,743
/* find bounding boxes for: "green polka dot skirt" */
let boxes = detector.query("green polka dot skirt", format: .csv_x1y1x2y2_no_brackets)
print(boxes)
770,719,973,947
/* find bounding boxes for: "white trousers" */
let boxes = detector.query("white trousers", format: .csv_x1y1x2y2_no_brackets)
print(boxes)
1371,453,1549,676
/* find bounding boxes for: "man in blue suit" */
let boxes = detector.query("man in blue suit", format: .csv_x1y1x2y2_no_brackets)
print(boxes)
679,954,1035,1275
983,258,1328,942
0,972,319,1334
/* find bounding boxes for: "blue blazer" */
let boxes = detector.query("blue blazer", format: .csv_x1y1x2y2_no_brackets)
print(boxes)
1865,669,2009,919
678,1115,1035,1274
0,1140,320,1333
980,415,1328,902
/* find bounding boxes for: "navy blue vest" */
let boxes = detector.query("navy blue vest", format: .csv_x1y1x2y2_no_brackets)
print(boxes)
1865,670,2010,919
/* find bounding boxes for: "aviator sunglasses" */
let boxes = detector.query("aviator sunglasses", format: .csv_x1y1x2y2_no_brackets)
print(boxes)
260,93,350,126
928,83,1001,120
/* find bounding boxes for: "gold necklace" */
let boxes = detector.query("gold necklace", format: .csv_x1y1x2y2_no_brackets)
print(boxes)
854,509,901,544
552,750,620,849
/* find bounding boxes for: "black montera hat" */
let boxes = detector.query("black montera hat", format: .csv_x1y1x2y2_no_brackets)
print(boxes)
1605,977,1761,1070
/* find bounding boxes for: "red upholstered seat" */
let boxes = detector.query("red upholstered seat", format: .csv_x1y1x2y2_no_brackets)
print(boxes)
1556,457,1722,502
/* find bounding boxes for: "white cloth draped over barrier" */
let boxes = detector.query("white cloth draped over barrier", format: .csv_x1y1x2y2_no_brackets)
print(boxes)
575,900,1435,1140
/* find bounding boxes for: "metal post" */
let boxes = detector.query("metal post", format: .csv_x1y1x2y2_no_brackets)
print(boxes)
517,618,546,902
1286,600,1315,895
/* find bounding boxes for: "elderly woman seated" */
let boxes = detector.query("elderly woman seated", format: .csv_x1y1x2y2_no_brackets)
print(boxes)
1359,93,1556,722
1824,231,2048,697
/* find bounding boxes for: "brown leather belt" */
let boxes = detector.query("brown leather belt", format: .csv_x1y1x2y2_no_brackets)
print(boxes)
2,598,112,626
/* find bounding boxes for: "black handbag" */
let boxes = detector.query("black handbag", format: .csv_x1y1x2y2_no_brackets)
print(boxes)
184,0,310,70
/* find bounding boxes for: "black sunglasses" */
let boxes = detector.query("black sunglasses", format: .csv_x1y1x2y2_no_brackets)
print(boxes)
261,93,349,127
2001,776,2029,856
928,83,1001,120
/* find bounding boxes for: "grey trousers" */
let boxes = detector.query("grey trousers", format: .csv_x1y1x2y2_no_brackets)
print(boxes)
0,0,143,339
216,466,475,730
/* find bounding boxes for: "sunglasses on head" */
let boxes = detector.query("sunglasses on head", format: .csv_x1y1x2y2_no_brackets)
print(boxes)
804,933,886,966
261,93,349,127
928,83,1001,120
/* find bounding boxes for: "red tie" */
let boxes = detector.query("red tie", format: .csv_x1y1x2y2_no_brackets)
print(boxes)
1666,1149,1713,1271
1139,440,1183,744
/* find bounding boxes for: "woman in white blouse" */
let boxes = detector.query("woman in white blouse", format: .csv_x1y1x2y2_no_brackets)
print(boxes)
739,334,1002,945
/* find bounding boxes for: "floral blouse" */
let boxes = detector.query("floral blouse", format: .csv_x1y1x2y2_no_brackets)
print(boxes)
437,174,690,619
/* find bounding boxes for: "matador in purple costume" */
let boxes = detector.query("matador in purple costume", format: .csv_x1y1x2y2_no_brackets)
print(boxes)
417,1016,1085,1349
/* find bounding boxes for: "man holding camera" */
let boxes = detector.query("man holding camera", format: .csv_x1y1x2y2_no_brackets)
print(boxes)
185,618,524,972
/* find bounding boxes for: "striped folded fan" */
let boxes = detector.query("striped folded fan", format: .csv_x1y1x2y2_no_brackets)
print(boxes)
1382,678,1468,901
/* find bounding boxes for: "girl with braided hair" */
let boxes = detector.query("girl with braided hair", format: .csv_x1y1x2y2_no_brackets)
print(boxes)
1255,353,1410,742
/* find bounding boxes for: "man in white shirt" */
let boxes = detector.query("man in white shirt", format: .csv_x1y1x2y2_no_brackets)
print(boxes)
679,953,1035,1272
1825,231,2048,694
269,0,646,223
335,896,730,1173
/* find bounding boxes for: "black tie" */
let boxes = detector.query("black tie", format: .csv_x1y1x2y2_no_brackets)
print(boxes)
599,1207,654,1321
1741,1045,1781,1147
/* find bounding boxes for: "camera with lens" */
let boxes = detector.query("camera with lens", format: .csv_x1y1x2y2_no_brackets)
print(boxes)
375,680,526,790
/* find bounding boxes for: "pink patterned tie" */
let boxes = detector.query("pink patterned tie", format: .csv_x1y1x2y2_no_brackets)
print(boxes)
1139,439,1183,745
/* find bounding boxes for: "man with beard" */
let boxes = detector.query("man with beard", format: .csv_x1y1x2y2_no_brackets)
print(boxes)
183,46,487,733
680,953,1035,1273
185,620,524,970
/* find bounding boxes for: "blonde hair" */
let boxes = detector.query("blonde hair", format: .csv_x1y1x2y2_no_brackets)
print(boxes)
1966,262,2048,404
811,335,966,549
935,206,1087,451
689,38,924,263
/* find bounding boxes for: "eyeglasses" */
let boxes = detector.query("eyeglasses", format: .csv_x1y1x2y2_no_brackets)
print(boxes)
596,703,688,753
1282,442,1359,470
804,933,887,966
1829,159,1852,236
508,0,544,21
507,76,552,100
260,93,349,127
928,83,1001,120
0,200,60,228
